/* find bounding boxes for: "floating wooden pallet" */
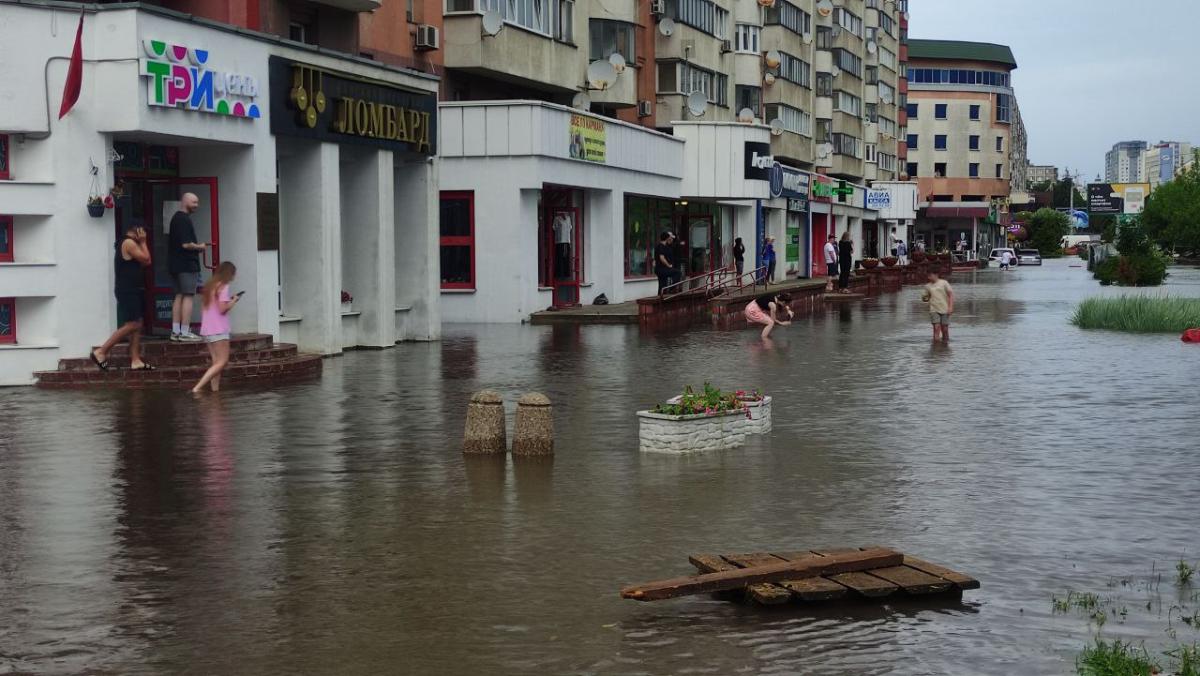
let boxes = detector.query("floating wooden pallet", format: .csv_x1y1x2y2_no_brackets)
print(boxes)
689,547,978,605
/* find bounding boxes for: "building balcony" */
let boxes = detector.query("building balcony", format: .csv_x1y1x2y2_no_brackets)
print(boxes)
310,0,382,10
589,65,639,109
827,153,863,182
655,26,726,71
916,177,1009,201
770,131,813,168
444,14,583,93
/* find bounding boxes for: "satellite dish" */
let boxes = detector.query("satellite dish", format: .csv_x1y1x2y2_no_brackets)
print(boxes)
802,32,813,45
866,41,878,54
769,118,785,136
763,72,776,86
586,60,617,90
685,91,708,117
756,0,775,6
737,107,755,123
880,90,893,104
816,0,833,17
764,50,781,69
481,10,503,36
830,67,841,78
571,92,591,110
658,17,676,37
608,52,627,74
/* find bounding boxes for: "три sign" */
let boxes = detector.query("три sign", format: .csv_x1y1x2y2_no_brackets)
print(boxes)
141,39,261,119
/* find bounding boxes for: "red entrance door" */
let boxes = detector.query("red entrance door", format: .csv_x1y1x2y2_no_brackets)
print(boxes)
810,212,832,276
115,178,220,333
542,188,584,308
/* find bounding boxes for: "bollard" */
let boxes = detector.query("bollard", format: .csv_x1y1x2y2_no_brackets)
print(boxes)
463,390,507,455
512,392,554,457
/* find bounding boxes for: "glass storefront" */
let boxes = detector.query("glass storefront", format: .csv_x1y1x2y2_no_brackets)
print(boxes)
624,196,733,278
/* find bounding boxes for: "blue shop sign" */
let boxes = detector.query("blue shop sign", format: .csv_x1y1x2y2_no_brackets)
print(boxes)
779,166,810,199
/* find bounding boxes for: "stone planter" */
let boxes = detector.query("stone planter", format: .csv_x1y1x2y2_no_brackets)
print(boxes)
740,396,772,433
636,409,749,454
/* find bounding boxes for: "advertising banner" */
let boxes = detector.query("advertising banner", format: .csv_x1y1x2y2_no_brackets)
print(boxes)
568,114,606,163
866,189,892,211
1088,183,1150,214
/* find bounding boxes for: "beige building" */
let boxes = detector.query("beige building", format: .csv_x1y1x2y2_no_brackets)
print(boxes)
1025,162,1058,187
1141,141,1193,189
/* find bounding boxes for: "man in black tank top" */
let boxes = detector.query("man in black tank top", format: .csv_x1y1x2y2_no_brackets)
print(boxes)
91,224,152,371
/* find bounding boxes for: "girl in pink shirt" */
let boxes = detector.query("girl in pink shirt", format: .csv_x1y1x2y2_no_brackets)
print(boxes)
192,262,240,393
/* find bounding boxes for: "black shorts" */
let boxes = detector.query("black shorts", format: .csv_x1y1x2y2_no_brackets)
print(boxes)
827,263,839,277
116,290,144,325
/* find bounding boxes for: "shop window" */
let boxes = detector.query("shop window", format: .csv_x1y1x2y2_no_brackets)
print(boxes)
0,215,11,262
589,19,635,62
0,134,9,180
0,297,13,344
439,192,474,289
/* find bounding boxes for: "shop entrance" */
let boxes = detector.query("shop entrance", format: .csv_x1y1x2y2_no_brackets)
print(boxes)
810,212,832,273
540,187,584,308
114,178,219,333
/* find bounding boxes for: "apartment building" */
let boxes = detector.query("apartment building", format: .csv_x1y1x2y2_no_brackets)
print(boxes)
1025,162,1058,188
1105,140,1146,183
1141,141,1193,189
904,39,1024,256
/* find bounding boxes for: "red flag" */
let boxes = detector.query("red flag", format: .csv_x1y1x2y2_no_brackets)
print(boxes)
58,10,84,119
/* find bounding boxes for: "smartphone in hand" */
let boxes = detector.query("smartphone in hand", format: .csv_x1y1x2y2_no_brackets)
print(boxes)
235,291,246,298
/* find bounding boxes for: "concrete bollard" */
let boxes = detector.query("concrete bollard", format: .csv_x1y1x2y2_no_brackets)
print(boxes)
463,389,507,455
512,392,554,457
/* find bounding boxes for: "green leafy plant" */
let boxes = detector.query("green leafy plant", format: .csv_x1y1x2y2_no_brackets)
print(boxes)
1026,208,1073,258
1076,638,1158,676
1071,296,1200,333
1179,560,1196,586
652,383,750,418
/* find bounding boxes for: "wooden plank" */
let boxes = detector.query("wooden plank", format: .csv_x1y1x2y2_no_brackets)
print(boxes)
902,555,981,590
689,554,737,573
771,551,851,601
867,565,953,595
721,553,794,605
812,548,899,599
620,548,902,601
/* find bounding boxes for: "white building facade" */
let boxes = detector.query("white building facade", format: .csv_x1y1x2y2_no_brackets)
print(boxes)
0,3,440,385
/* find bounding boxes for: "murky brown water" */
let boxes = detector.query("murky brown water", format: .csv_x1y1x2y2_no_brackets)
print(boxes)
3,260,1200,675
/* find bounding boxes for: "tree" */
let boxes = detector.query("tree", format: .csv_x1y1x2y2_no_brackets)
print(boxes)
1025,208,1071,257
1141,155,1200,255
1052,178,1087,210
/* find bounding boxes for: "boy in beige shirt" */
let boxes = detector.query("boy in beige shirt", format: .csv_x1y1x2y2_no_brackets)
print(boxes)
921,271,954,342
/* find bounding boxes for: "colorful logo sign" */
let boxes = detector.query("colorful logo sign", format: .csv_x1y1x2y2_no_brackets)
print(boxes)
811,175,834,202
141,40,261,119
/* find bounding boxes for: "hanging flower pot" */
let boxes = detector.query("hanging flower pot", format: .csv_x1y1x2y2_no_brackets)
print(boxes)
882,256,899,267
87,196,105,218
862,258,880,270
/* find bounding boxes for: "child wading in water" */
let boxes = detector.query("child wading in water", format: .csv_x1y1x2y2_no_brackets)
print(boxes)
921,270,954,342
191,262,241,393
744,291,794,339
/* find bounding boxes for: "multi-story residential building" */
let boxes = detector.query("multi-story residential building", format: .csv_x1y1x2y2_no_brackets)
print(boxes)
1105,140,1146,183
1025,162,1058,187
904,39,1023,256
0,0,443,384
1141,141,1193,188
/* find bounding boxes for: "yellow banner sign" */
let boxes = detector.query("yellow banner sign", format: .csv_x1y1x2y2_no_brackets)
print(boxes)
568,114,606,163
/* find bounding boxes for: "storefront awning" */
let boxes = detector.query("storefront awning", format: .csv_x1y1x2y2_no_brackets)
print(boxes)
921,205,990,218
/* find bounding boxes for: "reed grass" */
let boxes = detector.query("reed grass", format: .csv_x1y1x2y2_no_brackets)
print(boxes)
1071,296,1200,333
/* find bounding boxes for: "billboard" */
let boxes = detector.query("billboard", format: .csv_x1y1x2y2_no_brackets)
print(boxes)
1088,182,1150,214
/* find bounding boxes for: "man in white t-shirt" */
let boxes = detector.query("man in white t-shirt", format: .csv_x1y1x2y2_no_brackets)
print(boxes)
1000,250,1013,270
823,234,839,292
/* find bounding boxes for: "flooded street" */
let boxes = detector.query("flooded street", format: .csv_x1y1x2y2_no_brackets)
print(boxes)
3,260,1200,675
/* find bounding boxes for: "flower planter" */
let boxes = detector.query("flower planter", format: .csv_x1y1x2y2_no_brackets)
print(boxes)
87,203,105,218
341,301,353,314
882,257,898,267
637,408,749,453
740,395,772,433
862,259,880,270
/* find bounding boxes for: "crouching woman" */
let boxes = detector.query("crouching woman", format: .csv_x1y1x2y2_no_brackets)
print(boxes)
744,291,793,339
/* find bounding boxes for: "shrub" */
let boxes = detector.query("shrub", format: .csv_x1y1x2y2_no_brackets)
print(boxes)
1092,249,1169,287
1027,208,1072,258
1071,296,1200,332
1076,638,1158,676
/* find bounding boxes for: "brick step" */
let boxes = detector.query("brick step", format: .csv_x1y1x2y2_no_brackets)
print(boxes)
100,333,275,358
35,354,323,389
57,345,299,371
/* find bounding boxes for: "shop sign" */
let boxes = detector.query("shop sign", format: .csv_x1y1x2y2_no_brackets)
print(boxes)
779,166,809,199
810,175,834,202
1088,182,1149,214
568,115,606,163
787,198,807,212
866,189,892,210
141,40,261,119
268,57,437,155
744,142,774,181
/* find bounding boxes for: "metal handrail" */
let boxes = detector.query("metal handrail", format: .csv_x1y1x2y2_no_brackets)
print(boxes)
658,264,769,299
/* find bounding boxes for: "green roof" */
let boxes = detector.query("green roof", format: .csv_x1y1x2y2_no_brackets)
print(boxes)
906,39,1017,69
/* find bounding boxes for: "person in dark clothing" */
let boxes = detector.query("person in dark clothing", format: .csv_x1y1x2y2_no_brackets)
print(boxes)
654,231,678,294
168,192,210,342
743,291,793,339
838,231,854,293
762,236,777,285
91,224,153,371
733,237,745,279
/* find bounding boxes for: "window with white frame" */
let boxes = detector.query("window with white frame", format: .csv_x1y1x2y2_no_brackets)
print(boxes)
671,0,725,37
764,103,812,136
835,90,862,116
865,143,877,163
834,7,863,37
865,66,878,84
714,6,729,38
778,52,811,88
765,0,811,36
879,46,896,71
475,0,570,37
832,48,862,78
878,115,896,137
734,23,760,53
877,80,895,103
865,102,877,122
832,132,860,158
589,20,635,62
878,11,894,36
816,118,832,143
816,72,832,97
677,62,728,106
878,152,897,172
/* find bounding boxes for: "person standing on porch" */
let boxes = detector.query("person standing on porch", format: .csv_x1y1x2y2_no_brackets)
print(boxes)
92,224,153,372
823,234,839,292
897,239,909,266
838,231,854,293
655,231,677,294
762,236,777,285
192,262,241,394
168,192,210,342
733,237,745,279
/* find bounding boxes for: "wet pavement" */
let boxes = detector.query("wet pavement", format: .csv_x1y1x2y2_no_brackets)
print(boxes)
2,260,1199,675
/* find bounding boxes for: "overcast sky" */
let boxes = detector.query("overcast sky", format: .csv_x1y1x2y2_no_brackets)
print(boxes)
909,0,1199,181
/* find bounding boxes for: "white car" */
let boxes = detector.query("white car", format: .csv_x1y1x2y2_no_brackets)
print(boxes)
988,248,1018,266
1016,248,1042,266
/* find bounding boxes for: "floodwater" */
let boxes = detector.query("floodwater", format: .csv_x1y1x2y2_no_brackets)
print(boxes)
3,260,1200,675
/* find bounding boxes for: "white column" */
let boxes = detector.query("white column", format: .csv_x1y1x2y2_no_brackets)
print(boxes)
340,148,396,347
279,140,342,354
394,158,441,341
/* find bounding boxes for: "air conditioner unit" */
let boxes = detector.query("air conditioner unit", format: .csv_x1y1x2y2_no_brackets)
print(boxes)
637,99,653,117
650,0,667,16
720,39,732,53
415,24,440,51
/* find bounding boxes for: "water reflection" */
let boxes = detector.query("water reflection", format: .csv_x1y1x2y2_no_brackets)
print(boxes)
2,263,1200,674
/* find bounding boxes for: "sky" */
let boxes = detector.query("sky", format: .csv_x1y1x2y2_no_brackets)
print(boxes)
908,0,1200,181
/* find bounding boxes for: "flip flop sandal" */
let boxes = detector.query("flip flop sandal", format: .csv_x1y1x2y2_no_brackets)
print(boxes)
129,363,156,371
90,352,109,371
